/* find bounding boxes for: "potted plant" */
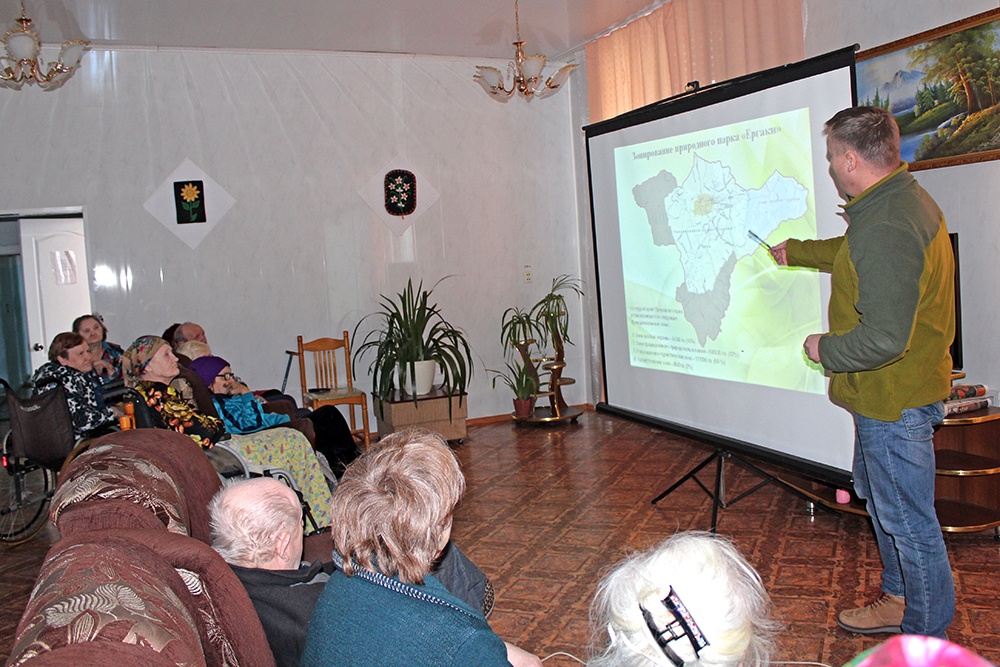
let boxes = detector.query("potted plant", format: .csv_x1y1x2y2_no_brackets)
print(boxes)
353,278,474,410
493,275,584,422
499,306,546,391
530,274,583,354
489,360,540,418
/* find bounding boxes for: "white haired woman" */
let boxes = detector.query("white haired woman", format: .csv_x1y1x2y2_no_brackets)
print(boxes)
301,430,542,667
590,532,778,667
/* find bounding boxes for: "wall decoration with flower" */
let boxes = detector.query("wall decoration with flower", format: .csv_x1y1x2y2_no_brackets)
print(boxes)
174,180,207,223
384,169,416,218
143,158,235,249
359,155,439,236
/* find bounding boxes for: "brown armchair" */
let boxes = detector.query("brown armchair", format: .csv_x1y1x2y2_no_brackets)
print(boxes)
7,529,276,667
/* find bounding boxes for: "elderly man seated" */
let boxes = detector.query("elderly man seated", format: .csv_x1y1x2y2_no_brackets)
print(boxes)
171,321,208,348
209,476,491,667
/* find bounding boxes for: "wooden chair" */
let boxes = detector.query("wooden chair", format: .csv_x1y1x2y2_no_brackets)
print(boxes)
296,332,370,450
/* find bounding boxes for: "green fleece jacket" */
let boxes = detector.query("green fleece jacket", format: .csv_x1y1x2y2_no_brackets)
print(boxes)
785,163,954,422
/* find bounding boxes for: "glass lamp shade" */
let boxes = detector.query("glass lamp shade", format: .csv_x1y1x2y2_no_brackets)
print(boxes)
547,63,577,89
520,54,545,82
58,40,87,68
4,28,40,61
475,65,504,89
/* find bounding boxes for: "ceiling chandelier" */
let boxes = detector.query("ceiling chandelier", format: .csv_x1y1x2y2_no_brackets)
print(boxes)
0,0,89,91
474,0,577,102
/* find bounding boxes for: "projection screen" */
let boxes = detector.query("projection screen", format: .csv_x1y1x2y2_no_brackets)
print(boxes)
586,47,858,485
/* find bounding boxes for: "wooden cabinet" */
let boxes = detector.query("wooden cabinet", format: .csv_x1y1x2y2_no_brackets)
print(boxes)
933,406,1000,534
372,388,468,442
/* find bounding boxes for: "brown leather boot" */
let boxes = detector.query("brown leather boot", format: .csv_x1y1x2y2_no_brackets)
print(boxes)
837,591,905,634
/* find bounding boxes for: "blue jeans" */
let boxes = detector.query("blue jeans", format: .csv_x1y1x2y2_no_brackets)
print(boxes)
853,402,954,638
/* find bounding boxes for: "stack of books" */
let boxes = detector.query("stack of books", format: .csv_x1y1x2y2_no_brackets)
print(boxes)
944,383,993,416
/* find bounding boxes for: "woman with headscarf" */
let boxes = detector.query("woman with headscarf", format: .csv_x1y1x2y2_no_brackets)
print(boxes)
122,335,334,528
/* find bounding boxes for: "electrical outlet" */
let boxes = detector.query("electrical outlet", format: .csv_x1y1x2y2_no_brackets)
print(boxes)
523,265,533,283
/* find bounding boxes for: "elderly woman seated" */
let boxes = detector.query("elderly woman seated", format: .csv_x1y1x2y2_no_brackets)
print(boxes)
190,355,360,477
121,335,334,529
30,331,118,439
590,531,778,667
72,313,124,384
301,430,542,667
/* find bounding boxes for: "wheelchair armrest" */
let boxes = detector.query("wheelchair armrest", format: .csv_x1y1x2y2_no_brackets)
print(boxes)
107,388,157,430
100,379,128,403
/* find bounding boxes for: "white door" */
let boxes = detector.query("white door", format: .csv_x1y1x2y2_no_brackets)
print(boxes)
18,214,91,371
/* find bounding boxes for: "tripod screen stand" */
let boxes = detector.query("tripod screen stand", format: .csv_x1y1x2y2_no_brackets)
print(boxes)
652,447,829,532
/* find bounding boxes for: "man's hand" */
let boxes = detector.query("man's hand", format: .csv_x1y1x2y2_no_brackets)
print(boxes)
769,240,788,266
803,333,823,364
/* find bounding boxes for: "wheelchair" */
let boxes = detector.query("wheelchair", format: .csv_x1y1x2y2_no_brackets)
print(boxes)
1,376,324,541
0,377,147,544
1,377,73,544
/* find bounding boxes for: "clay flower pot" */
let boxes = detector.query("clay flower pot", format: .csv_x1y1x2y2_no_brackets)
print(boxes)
513,397,536,418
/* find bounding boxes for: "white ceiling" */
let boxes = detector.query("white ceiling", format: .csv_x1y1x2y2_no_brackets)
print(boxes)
10,0,663,61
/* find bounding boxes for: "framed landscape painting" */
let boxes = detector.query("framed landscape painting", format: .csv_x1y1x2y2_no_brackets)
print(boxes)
856,8,1000,171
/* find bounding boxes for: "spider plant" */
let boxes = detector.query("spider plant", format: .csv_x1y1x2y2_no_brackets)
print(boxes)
530,274,584,350
352,278,473,408
488,360,540,400
500,306,546,357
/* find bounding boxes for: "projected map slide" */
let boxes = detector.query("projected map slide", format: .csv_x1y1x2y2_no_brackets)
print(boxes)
615,108,825,393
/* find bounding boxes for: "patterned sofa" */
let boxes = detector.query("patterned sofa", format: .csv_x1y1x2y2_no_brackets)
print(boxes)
7,429,330,667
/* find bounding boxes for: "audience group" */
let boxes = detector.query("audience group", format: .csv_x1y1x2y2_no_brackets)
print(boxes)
34,317,361,529
27,316,990,667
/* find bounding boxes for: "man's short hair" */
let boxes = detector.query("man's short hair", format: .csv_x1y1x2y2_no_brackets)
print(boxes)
824,106,900,172
590,532,778,667
162,323,182,346
331,429,465,584
209,478,302,568
48,332,85,363
172,322,199,345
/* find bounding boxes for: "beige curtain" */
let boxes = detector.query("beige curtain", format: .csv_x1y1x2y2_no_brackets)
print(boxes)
586,0,804,123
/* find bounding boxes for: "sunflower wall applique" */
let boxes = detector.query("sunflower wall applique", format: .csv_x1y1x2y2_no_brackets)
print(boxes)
144,158,235,249
174,180,207,224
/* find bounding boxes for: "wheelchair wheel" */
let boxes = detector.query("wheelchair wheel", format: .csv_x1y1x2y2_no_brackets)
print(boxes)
0,448,57,544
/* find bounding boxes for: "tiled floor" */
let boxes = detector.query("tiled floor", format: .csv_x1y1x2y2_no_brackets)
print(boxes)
2,410,999,665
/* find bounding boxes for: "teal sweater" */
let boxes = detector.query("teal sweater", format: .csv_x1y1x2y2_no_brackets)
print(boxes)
302,555,510,666
786,164,954,421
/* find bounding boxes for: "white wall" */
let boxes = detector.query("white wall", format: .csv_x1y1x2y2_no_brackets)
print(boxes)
0,48,586,419
804,0,1000,389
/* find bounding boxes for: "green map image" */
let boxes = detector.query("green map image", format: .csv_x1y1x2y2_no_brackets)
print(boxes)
616,108,825,393
634,155,807,343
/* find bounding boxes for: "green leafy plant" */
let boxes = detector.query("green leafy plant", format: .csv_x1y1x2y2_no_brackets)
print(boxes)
499,306,546,357
353,278,473,408
530,274,584,350
492,275,583,407
488,360,540,400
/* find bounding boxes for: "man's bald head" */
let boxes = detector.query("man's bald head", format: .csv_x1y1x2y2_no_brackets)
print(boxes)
209,477,303,569
174,322,208,346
